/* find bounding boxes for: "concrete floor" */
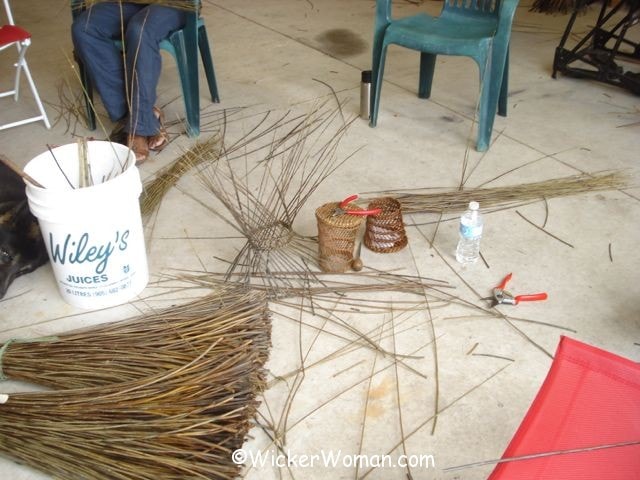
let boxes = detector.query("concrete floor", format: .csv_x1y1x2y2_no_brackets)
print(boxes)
1,0,639,479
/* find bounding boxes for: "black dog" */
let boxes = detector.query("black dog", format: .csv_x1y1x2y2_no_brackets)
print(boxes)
0,159,48,298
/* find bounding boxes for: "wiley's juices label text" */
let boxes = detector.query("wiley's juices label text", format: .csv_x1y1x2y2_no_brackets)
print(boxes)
49,230,130,275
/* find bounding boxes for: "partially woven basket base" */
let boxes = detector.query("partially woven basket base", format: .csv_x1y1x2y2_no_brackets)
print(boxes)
316,201,364,273
364,197,408,253
248,221,294,252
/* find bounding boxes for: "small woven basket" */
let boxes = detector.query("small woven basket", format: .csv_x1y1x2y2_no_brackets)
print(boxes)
364,197,408,253
315,201,364,272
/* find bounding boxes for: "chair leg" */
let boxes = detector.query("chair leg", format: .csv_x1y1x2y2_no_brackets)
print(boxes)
172,30,200,137
198,23,220,103
498,49,509,117
1,41,51,130
185,20,200,137
475,56,492,152
12,41,28,101
476,47,508,152
418,52,437,99
370,46,388,128
370,37,389,128
476,98,492,151
21,59,51,129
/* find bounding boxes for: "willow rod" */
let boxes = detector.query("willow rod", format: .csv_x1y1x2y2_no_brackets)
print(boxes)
383,172,630,215
1,287,270,389
0,343,262,480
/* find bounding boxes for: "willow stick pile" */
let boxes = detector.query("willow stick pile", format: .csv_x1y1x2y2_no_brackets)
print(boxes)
140,134,221,217
387,172,629,215
0,344,259,480
1,288,270,389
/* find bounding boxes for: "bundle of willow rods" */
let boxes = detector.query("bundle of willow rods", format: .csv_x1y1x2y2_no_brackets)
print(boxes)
0,287,270,389
0,344,259,480
140,134,221,217
389,172,629,215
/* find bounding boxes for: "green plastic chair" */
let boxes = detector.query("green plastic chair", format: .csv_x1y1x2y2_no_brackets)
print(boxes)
369,0,519,152
71,0,219,137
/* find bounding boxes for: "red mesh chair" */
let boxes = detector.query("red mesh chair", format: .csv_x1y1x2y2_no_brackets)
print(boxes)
0,0,50,131
489,336,640,479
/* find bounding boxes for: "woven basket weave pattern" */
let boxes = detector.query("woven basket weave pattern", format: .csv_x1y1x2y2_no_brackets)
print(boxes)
364,197,408,253
316,201,364,272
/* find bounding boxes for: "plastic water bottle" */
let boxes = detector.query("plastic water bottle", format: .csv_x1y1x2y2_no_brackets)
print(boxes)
456,201,483,265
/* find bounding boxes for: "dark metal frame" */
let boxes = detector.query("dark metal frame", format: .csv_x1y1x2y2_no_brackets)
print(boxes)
552,0,640,95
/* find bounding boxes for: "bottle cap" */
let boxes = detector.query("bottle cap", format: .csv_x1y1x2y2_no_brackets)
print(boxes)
469,201,479,210
361,70,372,83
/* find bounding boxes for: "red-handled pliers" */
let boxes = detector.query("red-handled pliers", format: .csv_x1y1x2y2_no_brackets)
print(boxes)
332,194,382,217
491,273,548,306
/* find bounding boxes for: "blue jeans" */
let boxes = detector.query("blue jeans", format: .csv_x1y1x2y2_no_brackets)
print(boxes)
72,2,186,136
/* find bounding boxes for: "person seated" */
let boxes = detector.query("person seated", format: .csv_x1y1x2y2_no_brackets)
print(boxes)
72,2,185,164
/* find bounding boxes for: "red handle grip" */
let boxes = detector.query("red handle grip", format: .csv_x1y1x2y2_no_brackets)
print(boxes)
339,194,382,216
340,194,359,209
514,293,548,304
497,273,513,291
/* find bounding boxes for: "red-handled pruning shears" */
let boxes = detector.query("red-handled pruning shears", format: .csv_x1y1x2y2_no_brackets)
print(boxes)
332,194,382,217
491,273,548,306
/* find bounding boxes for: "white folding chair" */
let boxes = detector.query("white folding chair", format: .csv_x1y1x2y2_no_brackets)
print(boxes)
0,0,50,131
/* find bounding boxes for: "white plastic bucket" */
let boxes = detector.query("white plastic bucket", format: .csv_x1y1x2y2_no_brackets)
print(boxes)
24,141,148,309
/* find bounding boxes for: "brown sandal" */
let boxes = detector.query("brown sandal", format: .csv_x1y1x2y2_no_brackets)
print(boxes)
127,134,149,166
148,127,168,152
149,106,168,152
